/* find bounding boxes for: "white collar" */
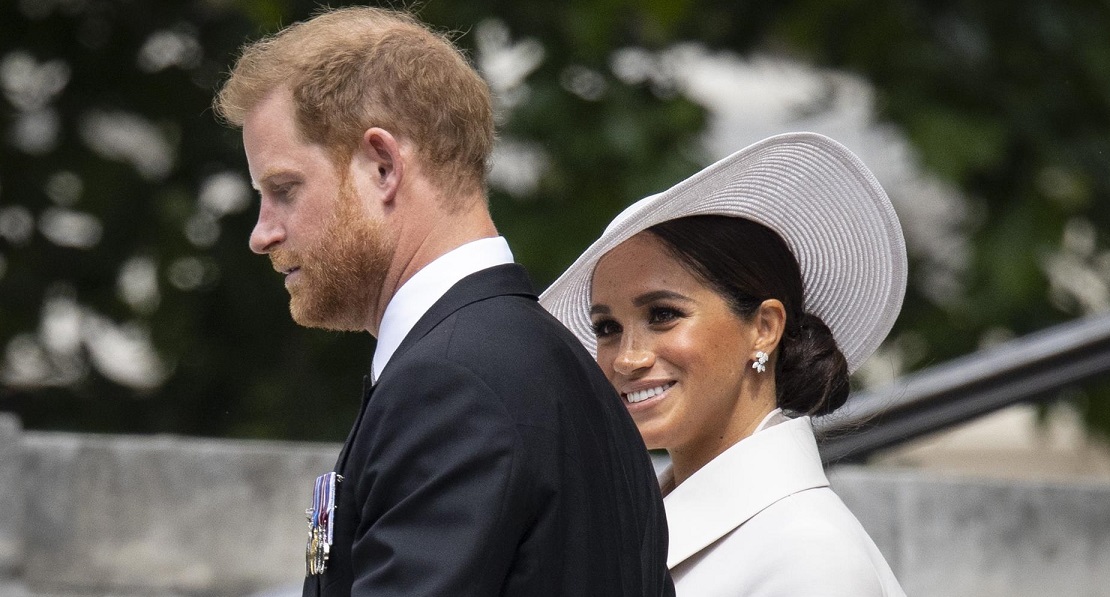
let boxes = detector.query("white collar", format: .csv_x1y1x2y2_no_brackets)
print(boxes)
662,415,829,569
372,236,513,382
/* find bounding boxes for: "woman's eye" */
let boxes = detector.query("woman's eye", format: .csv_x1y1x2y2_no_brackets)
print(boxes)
649,306,683,325
591,319,620,338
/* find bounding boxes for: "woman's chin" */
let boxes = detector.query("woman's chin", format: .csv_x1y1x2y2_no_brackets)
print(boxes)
632,420,673,452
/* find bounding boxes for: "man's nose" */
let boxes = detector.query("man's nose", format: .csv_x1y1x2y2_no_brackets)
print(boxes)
248,207,284,254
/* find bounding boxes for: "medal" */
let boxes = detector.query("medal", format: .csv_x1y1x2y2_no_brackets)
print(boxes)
305,472,341,576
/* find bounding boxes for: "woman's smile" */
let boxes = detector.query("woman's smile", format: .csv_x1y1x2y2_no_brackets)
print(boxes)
622,380,676,404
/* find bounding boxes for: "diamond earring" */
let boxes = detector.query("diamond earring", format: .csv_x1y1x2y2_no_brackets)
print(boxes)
752,350,769,373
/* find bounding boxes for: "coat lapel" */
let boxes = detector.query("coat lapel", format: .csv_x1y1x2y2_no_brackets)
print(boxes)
664,417,830,569
333,264,533,473
334,374,375,471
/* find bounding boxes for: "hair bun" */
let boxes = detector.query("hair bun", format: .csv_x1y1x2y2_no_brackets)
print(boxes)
776,312,850,416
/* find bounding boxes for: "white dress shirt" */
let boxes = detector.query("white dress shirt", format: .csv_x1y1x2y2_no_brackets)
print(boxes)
662,412,906,596
372,236,514,383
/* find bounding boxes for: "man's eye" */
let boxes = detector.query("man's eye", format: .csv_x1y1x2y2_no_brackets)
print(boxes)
266,182,297,201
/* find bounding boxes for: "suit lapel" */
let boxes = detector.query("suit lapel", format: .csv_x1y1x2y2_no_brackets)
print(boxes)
333,264,533,473
335,375,376,472
664,417,830,568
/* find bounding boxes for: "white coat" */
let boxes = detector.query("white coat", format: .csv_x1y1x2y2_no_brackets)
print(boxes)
661,413,906,596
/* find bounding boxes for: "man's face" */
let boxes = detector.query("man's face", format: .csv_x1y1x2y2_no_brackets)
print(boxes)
243,88,394,332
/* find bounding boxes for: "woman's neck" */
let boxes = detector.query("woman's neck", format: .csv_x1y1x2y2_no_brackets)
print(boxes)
668,403,777,487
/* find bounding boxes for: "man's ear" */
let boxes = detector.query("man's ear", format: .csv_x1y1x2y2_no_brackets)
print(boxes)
753,299,787,355
360,127,404,204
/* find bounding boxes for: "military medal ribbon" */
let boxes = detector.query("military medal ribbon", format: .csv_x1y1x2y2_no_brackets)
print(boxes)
305,472,341,576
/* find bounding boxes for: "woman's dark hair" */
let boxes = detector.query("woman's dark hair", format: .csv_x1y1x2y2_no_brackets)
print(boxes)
646,215,849,416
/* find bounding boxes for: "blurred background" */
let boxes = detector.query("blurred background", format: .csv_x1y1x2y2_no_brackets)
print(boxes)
2,0,1110,595
3,0,1109,443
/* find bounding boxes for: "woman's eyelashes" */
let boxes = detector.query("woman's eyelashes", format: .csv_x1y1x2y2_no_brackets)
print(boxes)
591,317,621,338
592,304,687,338
648,305,685,326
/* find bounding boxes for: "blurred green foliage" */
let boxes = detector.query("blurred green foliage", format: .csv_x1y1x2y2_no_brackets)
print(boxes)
1,0,1108,441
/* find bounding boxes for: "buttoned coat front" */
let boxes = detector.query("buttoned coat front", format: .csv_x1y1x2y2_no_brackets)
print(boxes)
663,416,905,597
303,264,673,597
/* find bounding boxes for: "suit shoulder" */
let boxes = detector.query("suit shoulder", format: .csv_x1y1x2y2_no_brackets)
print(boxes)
440,294,588,370
390,293,622,436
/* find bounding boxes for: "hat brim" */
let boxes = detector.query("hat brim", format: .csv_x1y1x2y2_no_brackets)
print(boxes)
539,132,907,374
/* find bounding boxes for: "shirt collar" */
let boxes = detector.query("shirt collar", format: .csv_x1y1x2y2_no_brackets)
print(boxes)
372,236,514,382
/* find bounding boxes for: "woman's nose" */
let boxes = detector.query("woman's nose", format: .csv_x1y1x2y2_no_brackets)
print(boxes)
613,344,655,376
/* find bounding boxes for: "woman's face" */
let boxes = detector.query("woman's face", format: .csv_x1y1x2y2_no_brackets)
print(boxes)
590,232,771,456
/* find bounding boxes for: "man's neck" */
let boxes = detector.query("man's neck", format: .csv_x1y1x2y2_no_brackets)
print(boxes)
368,235,514,381
366,200,498,336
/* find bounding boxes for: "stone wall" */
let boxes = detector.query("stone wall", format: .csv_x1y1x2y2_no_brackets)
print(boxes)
0,414,21,578
8,422,337,596
3,415,1110,596
832,467,1110,597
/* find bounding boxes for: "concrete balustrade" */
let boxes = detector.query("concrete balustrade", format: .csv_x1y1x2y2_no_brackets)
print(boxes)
7,421,337,596
2,414,1109,596
0,414,21,577
832,467,1110,597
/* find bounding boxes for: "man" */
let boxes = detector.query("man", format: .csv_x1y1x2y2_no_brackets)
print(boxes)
214,7,672,597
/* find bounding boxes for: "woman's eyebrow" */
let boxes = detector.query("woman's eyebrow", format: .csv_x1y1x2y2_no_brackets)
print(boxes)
590,290,694,315
589,304,610,316
633,290,692,307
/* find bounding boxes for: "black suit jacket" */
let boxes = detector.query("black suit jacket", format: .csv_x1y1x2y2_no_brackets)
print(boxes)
304,264,673,596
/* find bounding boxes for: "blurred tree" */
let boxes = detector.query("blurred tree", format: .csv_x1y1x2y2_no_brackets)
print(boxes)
0,0,1107,441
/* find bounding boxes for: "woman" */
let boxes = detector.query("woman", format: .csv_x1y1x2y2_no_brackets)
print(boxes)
542,132,907,596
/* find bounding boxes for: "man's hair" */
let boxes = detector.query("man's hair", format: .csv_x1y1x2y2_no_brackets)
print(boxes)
214,6,494,203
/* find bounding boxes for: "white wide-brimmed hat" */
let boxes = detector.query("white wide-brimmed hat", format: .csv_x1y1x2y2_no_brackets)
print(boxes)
540,131,907,374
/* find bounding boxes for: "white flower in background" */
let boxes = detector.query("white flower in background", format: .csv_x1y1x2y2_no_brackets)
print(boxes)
137,28,202,73
80,110,176,180
39,207,102,249
1,290,169,390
